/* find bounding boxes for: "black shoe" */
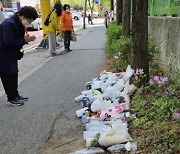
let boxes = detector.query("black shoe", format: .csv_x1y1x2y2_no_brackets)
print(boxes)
7,97,24,106
17,95,28,101
68,48,72,51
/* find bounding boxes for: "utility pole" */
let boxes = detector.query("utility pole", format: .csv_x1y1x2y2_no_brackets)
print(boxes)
83,0,87,29
38,0,51,48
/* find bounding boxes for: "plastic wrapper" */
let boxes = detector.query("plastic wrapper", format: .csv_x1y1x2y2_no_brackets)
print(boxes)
75,147,105,154
91,98,112,112
103,87,121,99
107,144,126,152
124,65,135,82
100,103,129,118
91,81,102,90
123,82,137,96
113,78,125,92
83,131,99,140
111,119,128,130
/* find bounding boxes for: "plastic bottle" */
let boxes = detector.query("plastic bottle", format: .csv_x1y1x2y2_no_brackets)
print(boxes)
85,110,90,117
82,98,87,108
82,112,87,130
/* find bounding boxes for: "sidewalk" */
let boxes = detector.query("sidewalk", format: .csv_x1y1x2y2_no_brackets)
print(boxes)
0,23,106,154
0,19,104,97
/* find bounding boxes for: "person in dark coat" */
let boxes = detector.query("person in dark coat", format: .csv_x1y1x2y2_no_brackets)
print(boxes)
0,6,38,106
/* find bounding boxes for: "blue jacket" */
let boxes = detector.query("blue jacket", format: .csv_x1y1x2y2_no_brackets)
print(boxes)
0,13,27,73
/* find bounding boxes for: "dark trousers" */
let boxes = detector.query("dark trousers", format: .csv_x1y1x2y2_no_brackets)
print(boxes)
63,31,71,49
0,72,19,101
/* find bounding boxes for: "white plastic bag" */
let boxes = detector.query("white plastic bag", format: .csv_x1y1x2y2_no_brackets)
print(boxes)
124,65,134,82
91,81,102,90
98,129,133,147
112,119,128,130
83,131,99,140
90,98,111,112
113,78,125,92
123,82,137,96
120,92,130,103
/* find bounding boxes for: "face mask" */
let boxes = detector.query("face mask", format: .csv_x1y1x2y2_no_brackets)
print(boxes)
22,19,29,26
66,9,70,12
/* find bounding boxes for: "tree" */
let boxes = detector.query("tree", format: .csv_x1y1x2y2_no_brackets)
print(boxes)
83,0,88,29
110,0,114,20
131,0,149,86
122,0,130,36
116,0,123,24
101,0,111,9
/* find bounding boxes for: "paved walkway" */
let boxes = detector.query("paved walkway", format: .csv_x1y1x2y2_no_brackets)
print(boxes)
0,25,106,154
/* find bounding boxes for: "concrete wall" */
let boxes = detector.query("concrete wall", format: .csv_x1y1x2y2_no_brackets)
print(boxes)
148,17,180,72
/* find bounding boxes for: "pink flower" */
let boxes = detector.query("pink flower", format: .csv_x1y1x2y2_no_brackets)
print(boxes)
149,79,154,85
172,113,180,118
153,76,160,82
135,75,139,80
161,77,168,84
157,80,163,84
164,88,171,96
138,69,144,74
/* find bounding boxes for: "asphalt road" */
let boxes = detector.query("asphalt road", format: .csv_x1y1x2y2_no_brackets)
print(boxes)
0,25,106,154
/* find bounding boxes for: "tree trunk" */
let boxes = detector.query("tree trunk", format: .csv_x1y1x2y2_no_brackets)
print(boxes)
88,0,94,24
122,0,130,36
111,0,114,20
116,0,123,24
131,0,149,86
83,0,87,29
90,8,94,24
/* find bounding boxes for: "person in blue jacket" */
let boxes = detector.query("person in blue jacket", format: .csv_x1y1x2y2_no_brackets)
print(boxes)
0,6,38,106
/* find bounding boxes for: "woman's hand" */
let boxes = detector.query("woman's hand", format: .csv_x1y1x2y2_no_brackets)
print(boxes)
24,35,36,43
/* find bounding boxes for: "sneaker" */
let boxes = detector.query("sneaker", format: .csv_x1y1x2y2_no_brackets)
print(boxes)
17,95,28,101
7,97,24,106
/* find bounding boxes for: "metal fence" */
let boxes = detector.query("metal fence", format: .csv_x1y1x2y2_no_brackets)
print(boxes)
148,0,180,16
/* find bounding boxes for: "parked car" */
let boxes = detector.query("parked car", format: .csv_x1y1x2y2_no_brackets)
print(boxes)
71,12,81,20
25,13,42,31
93,12,99,18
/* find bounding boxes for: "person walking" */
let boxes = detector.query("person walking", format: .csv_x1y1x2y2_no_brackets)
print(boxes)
61,4,73,52
0,6,38,106
104,11,110,29
88,14,91,24
46,2,62,56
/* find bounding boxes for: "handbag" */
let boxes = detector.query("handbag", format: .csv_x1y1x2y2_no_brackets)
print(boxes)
17,51,24,60
17,48,24,60
71,30,77,42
